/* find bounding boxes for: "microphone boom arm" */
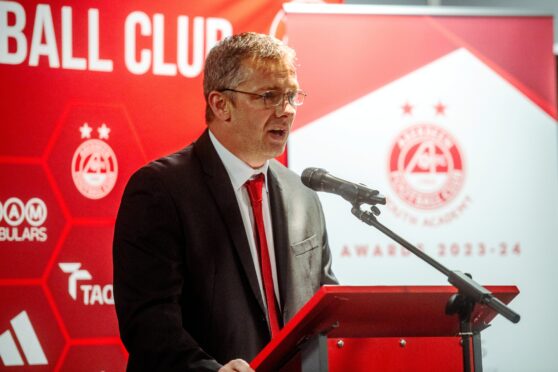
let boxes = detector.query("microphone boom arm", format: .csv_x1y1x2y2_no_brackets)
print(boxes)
350,203,520,324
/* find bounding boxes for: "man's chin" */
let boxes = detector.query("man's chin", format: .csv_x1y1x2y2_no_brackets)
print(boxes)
269,143,287,158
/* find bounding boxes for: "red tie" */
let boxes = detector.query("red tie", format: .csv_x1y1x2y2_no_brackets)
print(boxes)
245,173,281,338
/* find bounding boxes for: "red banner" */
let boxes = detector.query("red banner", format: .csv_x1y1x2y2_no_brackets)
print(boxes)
0,1,341,370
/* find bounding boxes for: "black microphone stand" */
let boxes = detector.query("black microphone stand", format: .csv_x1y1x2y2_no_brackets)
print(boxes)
350,202,520,372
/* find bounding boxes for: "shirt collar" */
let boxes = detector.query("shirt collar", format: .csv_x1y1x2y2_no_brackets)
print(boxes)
209,130,269,191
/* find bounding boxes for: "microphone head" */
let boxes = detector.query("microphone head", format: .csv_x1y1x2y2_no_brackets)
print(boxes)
301,167,327,190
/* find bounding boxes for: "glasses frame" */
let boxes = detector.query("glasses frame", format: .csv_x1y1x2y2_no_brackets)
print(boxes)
219,88,307,108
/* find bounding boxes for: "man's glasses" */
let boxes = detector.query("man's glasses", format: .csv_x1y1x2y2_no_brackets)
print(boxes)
220,88,307,108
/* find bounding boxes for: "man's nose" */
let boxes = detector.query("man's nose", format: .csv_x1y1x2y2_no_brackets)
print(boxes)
275,97,296,116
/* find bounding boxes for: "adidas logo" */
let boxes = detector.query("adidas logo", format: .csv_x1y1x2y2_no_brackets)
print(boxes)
0,311,47,366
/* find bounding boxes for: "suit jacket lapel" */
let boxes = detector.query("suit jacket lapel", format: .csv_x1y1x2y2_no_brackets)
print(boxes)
267,164,289,323
193,130,266,315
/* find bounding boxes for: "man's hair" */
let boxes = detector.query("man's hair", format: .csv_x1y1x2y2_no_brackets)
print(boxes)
203,32,296,123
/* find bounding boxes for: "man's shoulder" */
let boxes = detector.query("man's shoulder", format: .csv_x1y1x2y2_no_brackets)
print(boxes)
137,129,219,179
127,142,202,191
150,144,196,173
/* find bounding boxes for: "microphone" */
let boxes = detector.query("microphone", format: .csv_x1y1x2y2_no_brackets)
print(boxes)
301,168,386,206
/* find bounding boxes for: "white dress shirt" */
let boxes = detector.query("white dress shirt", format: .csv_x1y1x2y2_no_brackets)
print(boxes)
208,130,281,308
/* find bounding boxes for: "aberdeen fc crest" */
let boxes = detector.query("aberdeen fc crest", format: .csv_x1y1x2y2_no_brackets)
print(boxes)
384,101,471,226
389,102,465,214
389,124,464,210
71,123,118,199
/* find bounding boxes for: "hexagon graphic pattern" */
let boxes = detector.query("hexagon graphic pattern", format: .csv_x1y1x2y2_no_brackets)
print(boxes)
0,164,66,278
47,225,118,339
46,103,146,219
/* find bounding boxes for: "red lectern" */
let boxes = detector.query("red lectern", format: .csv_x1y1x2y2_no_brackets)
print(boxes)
251,285,519,372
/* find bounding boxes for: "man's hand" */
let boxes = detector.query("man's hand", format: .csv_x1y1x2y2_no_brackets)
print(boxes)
218,359,255,372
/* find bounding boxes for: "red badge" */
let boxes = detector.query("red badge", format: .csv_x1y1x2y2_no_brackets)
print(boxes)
388,124,465,210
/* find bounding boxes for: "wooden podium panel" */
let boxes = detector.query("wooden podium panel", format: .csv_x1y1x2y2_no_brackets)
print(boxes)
252,285,519,371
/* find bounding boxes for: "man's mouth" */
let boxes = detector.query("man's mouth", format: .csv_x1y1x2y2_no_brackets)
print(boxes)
268,129,287,139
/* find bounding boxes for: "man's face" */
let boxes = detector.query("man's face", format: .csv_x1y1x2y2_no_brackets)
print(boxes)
225,58,299,168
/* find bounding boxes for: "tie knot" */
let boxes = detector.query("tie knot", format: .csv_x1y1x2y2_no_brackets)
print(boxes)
245,173,265,204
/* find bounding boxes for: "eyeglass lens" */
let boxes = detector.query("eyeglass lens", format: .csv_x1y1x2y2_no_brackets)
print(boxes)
265,91,305,107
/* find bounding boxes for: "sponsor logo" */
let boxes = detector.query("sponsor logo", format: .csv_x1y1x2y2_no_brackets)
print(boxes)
59,262,114,305
71,123,118,200
0,311,47,367
388,124,465,210
0,197,48,242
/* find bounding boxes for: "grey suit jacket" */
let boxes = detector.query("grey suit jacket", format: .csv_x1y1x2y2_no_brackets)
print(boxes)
113,130,337,371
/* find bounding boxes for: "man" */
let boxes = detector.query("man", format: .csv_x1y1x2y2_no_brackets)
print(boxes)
113,32,337,372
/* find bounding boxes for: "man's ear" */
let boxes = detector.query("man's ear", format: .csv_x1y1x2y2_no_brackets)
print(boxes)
208,91,231,121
